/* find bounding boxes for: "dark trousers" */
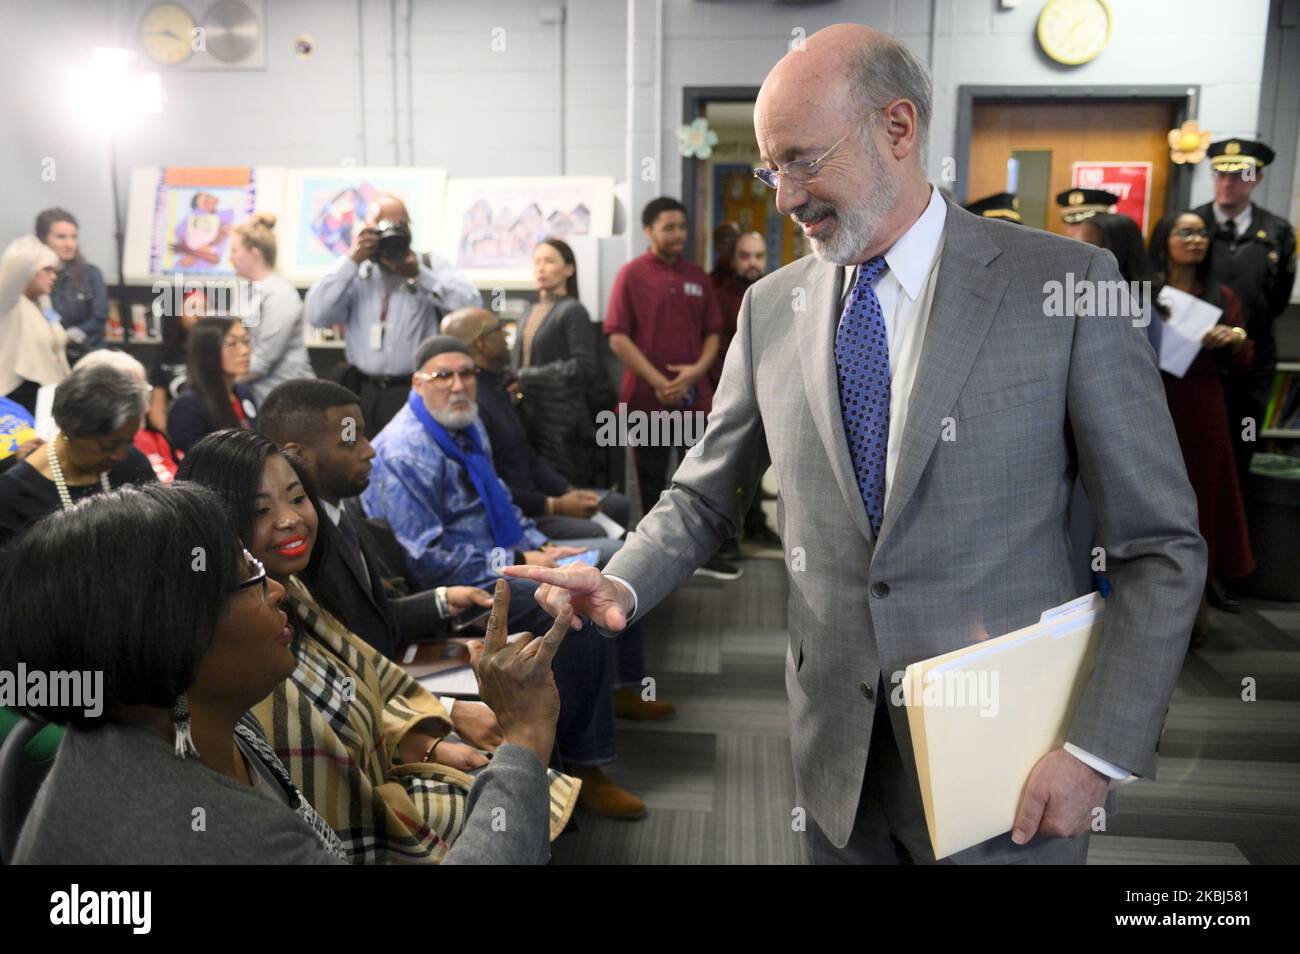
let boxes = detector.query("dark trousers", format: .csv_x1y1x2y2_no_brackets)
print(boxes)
633,445,676,517
357,376,413,440
808,683,1091,865
506,578,615,768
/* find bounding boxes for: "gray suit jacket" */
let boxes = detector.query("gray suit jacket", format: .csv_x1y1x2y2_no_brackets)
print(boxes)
604,198,1207,850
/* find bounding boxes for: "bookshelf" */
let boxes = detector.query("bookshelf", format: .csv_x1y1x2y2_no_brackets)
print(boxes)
1261,362,1300,439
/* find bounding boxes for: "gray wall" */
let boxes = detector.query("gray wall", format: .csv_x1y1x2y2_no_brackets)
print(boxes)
2,0,1295,282
631,0,1277,262
0,0,626,279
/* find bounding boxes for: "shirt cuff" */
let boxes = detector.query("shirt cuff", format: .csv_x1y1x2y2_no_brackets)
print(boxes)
1064,742,1135,784
603,574,639,621
438,696,456,715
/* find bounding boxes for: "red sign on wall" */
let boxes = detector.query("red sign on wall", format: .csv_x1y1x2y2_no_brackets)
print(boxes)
1071,161,1153,235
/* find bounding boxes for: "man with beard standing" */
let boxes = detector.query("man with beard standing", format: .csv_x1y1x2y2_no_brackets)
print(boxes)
510,23,1205,863
711,231,781,550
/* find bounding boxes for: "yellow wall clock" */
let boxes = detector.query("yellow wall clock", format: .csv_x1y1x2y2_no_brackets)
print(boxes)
140,2,196,66
1037,0,1112,66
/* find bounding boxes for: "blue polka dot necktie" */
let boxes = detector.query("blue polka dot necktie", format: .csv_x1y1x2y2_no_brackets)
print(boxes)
835,256,891,536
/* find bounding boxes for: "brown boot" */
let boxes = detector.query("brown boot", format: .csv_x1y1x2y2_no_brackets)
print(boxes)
613,687,676,720
569,766,646,820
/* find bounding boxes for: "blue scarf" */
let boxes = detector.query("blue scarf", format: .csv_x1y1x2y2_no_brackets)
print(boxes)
406,390,524,549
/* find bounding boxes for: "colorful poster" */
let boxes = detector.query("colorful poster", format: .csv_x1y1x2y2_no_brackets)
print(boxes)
149,167,255,275
1071,161,1152,234
279,167,447,285
123,166,283,283
438,177,614,287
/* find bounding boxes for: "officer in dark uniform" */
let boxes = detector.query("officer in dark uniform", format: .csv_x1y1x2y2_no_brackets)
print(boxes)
1193,138,1297,480
965,192,1023,223
1055,188,1120,241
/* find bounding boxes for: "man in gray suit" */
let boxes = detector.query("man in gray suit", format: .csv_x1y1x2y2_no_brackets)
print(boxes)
509,24,1205,863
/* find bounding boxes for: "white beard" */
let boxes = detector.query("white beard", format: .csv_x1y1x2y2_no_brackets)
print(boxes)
433,401,479,431
799,143,899,265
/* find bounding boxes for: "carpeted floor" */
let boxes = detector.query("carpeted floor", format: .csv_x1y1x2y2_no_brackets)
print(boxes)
551,551,1300,864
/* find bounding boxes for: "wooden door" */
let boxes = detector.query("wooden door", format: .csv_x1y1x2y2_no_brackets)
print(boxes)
968,100,1179,240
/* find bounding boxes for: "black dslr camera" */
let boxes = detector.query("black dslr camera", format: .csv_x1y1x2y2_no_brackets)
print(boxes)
370,219,412,264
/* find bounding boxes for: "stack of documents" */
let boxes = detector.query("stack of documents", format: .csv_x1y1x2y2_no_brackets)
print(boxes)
902,592,1104,859
1156,285,1222,378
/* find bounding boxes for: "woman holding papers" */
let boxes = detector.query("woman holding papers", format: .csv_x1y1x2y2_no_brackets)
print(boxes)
1149,211,1255,643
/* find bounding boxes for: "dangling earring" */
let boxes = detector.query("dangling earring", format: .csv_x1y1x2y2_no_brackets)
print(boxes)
173,694,201,760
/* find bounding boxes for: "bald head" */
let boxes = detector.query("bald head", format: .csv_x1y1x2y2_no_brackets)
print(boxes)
732,232,767,282
367,193,409,226
753,23,933,265
442,307,508,372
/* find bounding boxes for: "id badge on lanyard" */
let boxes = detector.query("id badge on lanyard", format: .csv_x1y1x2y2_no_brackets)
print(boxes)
371,287,394,350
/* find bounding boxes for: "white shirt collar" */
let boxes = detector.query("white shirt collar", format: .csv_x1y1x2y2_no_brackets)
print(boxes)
1211,203,1251,235
320,499,343,527
845,185,947,300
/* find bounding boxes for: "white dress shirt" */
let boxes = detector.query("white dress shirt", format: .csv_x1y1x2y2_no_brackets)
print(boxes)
1210,203,1252,238
615,185,1131,783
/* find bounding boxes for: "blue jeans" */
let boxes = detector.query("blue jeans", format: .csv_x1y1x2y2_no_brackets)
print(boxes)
505,578,615,768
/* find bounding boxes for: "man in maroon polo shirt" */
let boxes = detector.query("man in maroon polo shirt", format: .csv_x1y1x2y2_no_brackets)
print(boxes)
604,197,740,579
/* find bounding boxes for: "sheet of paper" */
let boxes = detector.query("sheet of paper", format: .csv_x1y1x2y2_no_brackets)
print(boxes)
590,510,625,539
1156,285,1221,379
34,384,57,441
417,667,479,697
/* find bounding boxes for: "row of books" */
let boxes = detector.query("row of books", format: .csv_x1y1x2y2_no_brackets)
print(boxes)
1263,371,1300,431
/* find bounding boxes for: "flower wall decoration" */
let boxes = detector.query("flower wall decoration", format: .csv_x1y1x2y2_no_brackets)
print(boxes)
677,117,719,160
1168,121,1212,165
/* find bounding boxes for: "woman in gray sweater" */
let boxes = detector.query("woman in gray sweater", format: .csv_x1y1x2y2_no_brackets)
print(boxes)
229,213,314,404
3,482,570,864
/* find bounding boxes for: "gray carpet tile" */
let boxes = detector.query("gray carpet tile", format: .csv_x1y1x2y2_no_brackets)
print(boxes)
1087,836,1250,865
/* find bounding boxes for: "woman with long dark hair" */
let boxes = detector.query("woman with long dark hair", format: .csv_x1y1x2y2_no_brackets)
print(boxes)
166,317,258,454
515,237,601,484
35,208,109,364
178,429,579,863
1148,210,1255,643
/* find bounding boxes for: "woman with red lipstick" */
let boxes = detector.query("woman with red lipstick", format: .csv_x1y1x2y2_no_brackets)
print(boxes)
178,429,579,863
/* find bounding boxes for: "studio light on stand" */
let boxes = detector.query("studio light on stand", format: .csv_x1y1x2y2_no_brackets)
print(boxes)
69,48,165,344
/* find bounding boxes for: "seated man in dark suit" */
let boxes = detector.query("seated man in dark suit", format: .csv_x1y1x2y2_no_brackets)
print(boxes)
441,307,631,539
258,379,493,660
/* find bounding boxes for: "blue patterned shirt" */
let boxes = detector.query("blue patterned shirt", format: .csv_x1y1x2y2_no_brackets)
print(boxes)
361,401,547,589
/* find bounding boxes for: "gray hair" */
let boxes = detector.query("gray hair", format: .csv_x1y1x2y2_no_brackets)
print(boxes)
850,37,932,159
52,363,149,438
74,348,148,382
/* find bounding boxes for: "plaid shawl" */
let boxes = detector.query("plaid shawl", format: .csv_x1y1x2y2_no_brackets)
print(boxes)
250,576,579,864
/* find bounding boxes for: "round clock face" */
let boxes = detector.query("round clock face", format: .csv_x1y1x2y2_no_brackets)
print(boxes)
141,2,196,65
1037,0,1112,66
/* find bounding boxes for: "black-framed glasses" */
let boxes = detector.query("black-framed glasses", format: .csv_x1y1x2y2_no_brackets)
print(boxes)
236,549,268,602
753,106,883,191
415,368,477,387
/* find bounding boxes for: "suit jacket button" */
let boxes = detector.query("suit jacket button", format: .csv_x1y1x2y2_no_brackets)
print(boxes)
870,581,890,598
859,681,875,701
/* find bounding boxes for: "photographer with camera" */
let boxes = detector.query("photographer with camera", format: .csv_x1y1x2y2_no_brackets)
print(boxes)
305,194,481,437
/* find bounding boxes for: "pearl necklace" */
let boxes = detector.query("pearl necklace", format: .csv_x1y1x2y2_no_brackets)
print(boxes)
47,434,111,511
